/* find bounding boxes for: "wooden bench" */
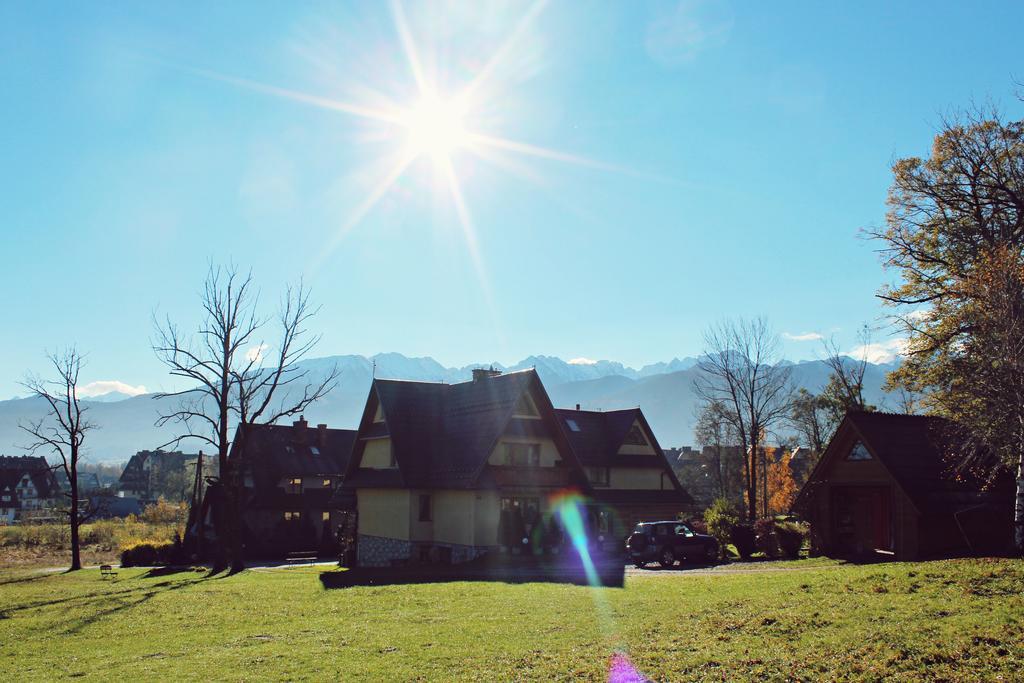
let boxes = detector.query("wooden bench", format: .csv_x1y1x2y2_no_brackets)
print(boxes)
285,551,318,566
100,564,118,579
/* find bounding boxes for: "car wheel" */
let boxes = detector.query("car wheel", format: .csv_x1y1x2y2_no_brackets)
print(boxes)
633,561,647,569
658,547,675,569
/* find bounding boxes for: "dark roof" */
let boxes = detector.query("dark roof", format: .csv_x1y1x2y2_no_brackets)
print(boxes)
795,411,1000,514
555,408,655,467
0,455,60,501
341,371,692,506
344,370,584,489
554,407,693,504
232,422,357,487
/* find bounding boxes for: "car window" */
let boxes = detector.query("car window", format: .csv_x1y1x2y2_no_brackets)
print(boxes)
654,524,669,536
674,524,695,537
633,524,646,535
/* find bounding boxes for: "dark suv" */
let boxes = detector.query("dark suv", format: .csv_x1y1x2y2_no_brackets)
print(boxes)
626,521,719,568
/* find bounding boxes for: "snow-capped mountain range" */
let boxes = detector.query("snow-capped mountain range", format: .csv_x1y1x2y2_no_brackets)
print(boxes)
0,352,898,464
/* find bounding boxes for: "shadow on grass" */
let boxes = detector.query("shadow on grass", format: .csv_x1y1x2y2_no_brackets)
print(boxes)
5,568,213,635
320,555,625,589
57,577,201,635
0,572,54,587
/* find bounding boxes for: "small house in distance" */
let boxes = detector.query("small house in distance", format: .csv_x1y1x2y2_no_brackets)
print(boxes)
793,411,1012,560
0,455,61,523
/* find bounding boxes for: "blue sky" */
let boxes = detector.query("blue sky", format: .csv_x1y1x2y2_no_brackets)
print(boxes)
2,1,1022,399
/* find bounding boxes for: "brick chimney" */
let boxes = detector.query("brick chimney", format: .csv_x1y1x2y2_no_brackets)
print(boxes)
472,366,502,382
293,415,308,444
575,403,581,411
317,423,328,450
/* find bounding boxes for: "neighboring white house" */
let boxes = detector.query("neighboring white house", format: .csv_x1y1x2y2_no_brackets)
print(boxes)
0,455,61,523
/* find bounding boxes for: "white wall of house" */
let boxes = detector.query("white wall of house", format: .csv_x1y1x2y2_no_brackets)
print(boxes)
608,467,668,489
360,438,394,469
357,488,411,540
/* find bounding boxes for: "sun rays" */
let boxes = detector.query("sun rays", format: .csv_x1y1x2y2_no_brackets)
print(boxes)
183,0,655,348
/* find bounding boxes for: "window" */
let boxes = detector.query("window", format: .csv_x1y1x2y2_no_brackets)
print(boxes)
504,443,541,466
322,478,332,488
587,467,609,487
654,524,669,537
512,393,540,418
674,524,695,537
373,403,385,423
284,511,301,521
501,496,540,525
565,419,581,432
847,441,872,461
1,495,9,502
286,477,303,494
418,494,432,522
623,424,649,446
322,511,330,522
310,446,320,456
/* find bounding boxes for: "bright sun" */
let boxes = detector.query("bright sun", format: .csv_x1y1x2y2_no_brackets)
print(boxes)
401,92,470,161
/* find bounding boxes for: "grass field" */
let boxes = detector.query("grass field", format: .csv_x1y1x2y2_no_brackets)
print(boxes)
1,558,1022,681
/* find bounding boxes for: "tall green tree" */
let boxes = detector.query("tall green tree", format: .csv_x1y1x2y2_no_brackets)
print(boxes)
869,106,1024,552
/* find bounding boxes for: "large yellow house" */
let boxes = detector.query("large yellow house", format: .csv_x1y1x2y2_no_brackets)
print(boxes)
338,367,691,567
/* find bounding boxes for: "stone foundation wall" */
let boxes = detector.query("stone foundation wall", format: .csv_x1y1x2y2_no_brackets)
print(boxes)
357,534,413,567
357,534,492,567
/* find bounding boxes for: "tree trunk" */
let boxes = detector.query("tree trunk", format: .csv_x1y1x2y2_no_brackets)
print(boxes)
228,429,247,573
747,436,758,522
1015,451,1024,554
69,454,81,571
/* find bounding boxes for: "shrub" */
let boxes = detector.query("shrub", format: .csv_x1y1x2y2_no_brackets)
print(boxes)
775,521,808,559
754,518,778,558
704,497,739,554
730,523,756,560
120,536,182,567
140,499,189,526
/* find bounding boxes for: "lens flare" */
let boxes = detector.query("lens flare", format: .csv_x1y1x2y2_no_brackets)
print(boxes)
550,490,600,587
549,490,649,683
609,651,647,683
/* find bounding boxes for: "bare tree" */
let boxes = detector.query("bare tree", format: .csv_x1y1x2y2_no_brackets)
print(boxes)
19,349,96,571
820,327,874,422
695,318,793,521
693,400,740,502
153,265,338,571
789,388,830,453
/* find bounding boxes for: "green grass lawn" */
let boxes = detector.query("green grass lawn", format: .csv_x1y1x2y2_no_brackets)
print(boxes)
2,558,1022,681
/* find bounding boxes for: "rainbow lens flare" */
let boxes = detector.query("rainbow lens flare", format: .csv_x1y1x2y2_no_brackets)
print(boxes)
549,490,648,683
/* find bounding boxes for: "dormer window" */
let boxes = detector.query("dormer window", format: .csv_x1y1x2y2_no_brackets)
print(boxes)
623,424,648,446
512,393,540,419
587,467,609,487
504,443,541,467
847,441,872,461
322,478,332,488
286,477,303,494
565,419,581,432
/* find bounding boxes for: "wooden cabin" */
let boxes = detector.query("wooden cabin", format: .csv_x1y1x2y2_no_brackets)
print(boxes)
793,411,1012,560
